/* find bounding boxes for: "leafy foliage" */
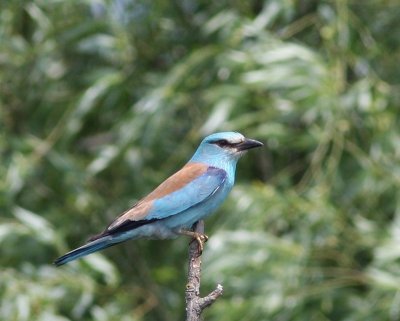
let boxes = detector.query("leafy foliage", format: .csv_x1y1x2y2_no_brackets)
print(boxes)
1,0,400,320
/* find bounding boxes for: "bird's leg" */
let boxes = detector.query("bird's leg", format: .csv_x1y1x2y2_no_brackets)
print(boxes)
177,229,209,253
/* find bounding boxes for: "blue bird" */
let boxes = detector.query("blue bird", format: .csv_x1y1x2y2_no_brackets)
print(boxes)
54,132,263,266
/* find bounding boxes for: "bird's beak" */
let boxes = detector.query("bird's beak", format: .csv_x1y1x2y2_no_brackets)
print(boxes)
236,138,263,151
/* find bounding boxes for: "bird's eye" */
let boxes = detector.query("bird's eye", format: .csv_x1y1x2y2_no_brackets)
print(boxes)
210,139,231,148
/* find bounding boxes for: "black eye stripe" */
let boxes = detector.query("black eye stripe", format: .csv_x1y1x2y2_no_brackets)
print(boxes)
209,139,238,148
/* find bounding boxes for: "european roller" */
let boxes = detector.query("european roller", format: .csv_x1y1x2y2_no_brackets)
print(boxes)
54,132,262,266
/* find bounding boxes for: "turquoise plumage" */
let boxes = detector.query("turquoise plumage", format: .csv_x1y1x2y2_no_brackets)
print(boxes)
54,132,262,266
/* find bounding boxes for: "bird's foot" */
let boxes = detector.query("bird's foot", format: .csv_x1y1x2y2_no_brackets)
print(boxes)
177,229,209,254
192,232,208,254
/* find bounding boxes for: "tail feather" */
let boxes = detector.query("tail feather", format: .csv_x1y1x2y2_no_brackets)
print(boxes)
54,237,114,266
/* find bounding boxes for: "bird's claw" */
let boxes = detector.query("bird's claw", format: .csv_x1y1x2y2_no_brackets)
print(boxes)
191,233,208,254
177,228,208,254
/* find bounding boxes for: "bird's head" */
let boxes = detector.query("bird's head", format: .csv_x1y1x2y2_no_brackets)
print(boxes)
190,132,263,168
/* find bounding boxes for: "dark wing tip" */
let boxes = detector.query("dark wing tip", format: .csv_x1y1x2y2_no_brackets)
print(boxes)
106,217,160,235
87,230,109,242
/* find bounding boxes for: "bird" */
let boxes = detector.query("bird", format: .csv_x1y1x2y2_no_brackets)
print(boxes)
54,132,263,266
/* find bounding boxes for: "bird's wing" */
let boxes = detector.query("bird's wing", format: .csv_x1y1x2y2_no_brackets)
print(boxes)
104,162,226,234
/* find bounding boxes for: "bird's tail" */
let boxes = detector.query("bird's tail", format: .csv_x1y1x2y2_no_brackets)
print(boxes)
54,236,115,266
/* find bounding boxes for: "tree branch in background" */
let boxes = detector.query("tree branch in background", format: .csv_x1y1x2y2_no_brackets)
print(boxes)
185,220,223,321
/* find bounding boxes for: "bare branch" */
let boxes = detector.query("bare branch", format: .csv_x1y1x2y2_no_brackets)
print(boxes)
185,221,223,321
198,284,224,310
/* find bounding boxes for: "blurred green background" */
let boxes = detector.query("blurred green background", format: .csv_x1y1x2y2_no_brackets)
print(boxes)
2,0,400,320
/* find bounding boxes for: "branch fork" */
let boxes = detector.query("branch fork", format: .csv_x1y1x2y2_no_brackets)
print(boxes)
185,221,223,321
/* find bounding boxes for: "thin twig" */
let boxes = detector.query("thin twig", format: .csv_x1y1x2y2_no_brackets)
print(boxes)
185,221,223,321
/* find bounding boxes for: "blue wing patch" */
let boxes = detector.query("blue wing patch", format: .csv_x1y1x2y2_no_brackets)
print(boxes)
147,166,227,220
101,166,227,237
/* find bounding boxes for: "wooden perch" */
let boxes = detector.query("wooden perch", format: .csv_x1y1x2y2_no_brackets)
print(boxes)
185,221,223,321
